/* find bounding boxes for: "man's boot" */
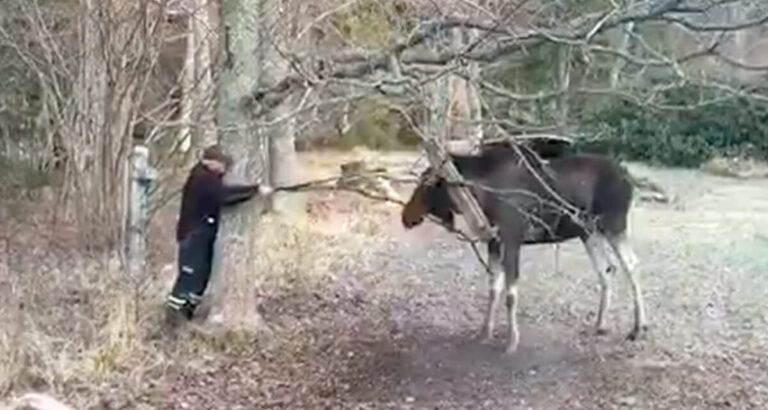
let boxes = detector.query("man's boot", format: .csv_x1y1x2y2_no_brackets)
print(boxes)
165,305,184,329
165,294,193,329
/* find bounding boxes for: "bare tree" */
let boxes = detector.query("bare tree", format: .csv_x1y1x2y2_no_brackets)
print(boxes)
176,0,218,155
176,4,197,154
204,0,272,331
265,0,305,217
0,0,174,247
193,0,218,147
244,0,768,118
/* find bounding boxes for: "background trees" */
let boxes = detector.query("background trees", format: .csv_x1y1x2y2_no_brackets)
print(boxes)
3,0,767,235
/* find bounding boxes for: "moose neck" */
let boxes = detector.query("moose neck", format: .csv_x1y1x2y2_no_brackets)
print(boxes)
448,148,519,179
450,154,485,176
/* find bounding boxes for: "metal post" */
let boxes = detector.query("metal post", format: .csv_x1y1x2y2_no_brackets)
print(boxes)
126,145,157,282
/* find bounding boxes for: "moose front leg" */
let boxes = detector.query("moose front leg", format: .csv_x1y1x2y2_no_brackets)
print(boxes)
502,245,522,354
479,240,504,342
582,233,614,335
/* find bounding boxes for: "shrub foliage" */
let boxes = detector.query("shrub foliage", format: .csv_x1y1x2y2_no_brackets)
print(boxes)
575,86,768,167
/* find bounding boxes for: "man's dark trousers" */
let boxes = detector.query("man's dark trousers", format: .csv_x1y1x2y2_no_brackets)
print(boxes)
167,223,216,319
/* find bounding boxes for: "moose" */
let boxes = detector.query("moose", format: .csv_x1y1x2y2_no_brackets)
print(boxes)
401,140,647,353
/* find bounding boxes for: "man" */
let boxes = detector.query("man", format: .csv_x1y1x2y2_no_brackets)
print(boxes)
166,144,272,324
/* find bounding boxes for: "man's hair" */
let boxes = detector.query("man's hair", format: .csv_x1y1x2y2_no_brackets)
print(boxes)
201,144,233,168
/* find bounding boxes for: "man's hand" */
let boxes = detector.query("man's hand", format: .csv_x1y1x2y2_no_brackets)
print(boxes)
257,184,274,196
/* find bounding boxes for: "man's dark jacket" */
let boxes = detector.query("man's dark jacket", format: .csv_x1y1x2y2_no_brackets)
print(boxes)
175,162,259,242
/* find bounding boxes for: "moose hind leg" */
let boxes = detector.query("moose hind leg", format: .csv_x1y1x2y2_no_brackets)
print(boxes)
479,241,504,342
607,232,647,340
582,233,614,335
502,246,521,354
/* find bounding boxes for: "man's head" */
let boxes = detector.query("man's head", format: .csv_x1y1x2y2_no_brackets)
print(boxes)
200,145,232,175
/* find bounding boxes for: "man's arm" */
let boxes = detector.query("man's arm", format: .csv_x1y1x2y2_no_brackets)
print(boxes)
221,183,273,206
221,184,258,206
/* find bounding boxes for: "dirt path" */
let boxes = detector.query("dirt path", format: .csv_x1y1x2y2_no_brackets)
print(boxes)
157,156,768,409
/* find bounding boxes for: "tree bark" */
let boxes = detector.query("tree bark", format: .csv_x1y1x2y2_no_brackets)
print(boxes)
265,0,302,218
178,0,217,154
466,28,484,143
446,28,470,142
556,45,571,134
78,0,104,210
268,92,302,216
204,0,270,333
177,8,195,153
194,0,217,147
75,0,114,245
425,31,495,242
610,20,635,89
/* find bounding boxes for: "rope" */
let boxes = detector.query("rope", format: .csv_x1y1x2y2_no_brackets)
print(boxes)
272,176,342,192
148,170,494,276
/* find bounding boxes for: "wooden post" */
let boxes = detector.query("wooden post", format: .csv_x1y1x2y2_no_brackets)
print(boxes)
424,26,496,242
423,139,496,242
126,145,157,281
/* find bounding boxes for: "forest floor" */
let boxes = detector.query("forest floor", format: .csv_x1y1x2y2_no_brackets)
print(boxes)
2,149,767,409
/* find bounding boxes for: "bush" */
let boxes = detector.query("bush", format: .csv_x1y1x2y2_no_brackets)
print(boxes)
575,87,768,167
0,155,51,199
336,98,420,151
331,0,415,48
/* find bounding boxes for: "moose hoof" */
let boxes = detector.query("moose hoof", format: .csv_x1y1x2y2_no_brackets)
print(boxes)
627,325,648,341
595,327,609,336
504,343,519,355
476,331,493,344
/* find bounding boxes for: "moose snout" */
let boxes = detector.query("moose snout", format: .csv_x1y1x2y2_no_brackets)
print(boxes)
401,213,423,229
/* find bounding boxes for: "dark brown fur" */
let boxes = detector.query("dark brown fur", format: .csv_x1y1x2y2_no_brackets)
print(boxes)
176,162,259,241
401,143,647,353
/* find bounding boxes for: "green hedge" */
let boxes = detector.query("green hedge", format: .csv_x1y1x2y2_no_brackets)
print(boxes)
575,88,768,167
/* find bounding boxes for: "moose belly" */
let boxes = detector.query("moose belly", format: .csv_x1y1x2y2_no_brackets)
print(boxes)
522,216,583,244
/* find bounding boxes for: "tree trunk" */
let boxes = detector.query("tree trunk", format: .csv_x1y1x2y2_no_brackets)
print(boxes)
446,28,470,142
556,45,571,134
178,0,217,155
204,0,270,333
266,0,302,218
444,27,483,145
56,0,161,248
75,0,111,245
177,9,195,154
466,28,483,143
194,0,217,147
425,30,495,242
269,92,302,216
610,21,635,88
